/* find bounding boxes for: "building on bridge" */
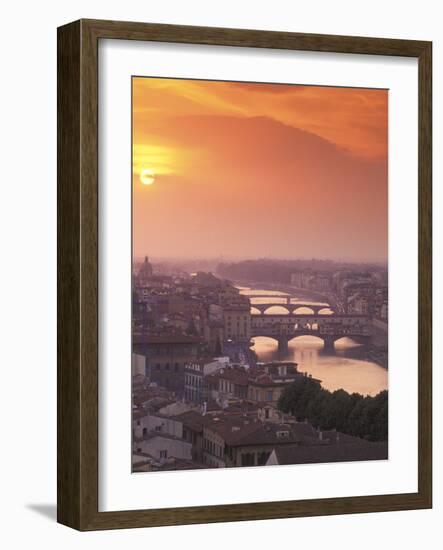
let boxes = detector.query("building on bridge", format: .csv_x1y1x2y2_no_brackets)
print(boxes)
250,313,373,353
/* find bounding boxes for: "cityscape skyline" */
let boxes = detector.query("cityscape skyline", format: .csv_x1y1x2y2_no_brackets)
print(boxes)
131,78,389,473
134,253,389,264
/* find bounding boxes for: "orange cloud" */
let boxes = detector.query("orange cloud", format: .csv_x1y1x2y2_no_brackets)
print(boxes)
132,77,387,262
133,78,387,161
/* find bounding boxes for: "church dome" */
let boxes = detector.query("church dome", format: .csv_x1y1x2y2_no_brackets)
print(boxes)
139,256,153,281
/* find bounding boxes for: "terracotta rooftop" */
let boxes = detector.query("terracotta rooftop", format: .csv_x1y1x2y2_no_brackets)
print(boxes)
205,418,304,447
173,410,213,431
133,431,190,444
133,333,201,345
262,361,299,369
272,440,388,465
132,455,208,472
215,368,250,386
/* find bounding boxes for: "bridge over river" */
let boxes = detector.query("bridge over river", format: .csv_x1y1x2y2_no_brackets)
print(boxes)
245,291,339,315
250,313,372,353
250,302,334,315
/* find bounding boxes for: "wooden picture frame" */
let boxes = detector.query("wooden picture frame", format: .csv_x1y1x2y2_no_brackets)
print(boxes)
57,19,432,530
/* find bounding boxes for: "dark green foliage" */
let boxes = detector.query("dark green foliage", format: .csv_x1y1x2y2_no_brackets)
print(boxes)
278,378,388,441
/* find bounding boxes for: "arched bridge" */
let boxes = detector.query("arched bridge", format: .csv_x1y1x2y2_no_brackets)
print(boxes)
250,302,333,315
250,313,372,352
248,294,332,315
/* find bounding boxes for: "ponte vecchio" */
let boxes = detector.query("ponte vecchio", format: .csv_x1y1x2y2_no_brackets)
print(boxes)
250,312,373,353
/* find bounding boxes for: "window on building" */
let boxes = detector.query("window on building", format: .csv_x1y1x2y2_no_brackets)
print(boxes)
142,427,147,436
159,450,167,459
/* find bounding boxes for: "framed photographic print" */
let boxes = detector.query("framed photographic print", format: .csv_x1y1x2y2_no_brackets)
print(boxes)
57,19,432,530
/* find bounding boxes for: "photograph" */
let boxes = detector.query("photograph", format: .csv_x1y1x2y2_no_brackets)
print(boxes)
0,0,435,540
131,77,389,472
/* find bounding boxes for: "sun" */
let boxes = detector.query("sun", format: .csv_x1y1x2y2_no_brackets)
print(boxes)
140,168,155,186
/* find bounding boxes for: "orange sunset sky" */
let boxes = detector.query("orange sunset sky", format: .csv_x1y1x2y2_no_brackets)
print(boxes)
132,77,388,262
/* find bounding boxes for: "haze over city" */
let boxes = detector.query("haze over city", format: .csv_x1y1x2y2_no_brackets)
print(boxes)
131,79,389,473
133,78,388,262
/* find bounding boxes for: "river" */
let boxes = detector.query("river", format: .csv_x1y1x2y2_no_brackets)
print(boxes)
238,285,388,397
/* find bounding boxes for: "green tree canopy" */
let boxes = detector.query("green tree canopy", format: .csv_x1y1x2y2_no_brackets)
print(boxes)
278,379,388,441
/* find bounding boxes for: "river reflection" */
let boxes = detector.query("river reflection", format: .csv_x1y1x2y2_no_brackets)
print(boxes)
239,286,388,396
252,336,388,396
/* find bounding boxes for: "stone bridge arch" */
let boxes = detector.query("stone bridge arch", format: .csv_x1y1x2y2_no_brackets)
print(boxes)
250,313,372,353
250,334,280,345
287,333,325,345
317,307,335,315
292,306,316,315
333,335,369,348
251,303,334,315
255,304,292,315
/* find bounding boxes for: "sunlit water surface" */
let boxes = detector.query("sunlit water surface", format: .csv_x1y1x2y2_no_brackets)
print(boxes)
239,286,387,396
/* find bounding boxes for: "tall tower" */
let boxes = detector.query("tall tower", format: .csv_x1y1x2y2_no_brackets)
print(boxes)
138,255,153,284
